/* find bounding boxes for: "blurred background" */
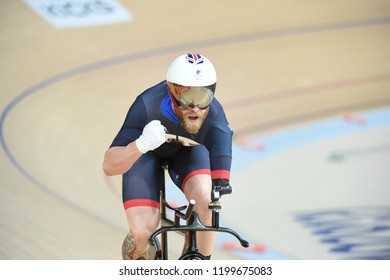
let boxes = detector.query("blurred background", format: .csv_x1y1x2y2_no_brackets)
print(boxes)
1,0,389,259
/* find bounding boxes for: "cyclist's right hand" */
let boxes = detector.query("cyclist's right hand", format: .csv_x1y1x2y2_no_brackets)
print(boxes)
135,120,166,153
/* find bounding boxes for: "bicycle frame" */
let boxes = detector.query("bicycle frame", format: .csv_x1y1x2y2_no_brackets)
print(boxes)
148,178,249,260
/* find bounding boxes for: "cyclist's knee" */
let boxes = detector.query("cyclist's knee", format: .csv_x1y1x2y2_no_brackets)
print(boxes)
125,206,160,232
131,225,157,242
184,175,211,200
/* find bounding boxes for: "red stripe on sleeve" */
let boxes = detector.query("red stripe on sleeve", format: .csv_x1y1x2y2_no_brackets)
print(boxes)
211,170,230,180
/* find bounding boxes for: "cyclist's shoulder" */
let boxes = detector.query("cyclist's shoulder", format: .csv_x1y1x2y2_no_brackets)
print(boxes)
207,99,229,123
128,81,167,118
202,106,233,136
139,80,167,99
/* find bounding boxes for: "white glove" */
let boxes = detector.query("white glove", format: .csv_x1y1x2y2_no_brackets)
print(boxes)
135,120,166,153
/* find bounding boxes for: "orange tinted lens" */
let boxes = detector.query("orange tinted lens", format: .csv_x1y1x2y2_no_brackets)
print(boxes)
168,82,215,109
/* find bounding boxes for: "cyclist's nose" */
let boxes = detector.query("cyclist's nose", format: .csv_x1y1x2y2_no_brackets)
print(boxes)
189,106,201,112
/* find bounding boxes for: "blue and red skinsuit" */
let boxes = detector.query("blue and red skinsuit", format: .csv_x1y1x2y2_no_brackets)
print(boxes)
110,81,233,209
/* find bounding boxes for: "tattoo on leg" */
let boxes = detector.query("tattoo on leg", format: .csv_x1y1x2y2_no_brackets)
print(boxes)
121,233,148,260
122,233,137,260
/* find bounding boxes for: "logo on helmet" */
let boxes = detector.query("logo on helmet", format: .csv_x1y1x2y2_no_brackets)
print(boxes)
195,69,202,80
186,53,204,65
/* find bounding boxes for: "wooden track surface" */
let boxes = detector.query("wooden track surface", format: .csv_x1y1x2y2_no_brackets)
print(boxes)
1,0,389,259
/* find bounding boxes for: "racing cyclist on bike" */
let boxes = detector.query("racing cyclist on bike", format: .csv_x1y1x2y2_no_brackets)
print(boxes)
103,53,233,260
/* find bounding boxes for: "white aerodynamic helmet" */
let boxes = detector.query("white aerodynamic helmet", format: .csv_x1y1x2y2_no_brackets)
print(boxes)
166,53,217,109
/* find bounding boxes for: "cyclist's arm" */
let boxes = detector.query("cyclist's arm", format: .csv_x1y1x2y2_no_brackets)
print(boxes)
103,142,142,176
103,95,146,176
205,137,232,183
103,119,166,176
203,101,233,182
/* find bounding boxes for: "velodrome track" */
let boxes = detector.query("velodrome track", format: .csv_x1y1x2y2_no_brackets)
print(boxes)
1,0,389,259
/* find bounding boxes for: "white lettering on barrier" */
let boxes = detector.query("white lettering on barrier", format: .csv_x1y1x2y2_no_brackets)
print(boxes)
23,0,133,28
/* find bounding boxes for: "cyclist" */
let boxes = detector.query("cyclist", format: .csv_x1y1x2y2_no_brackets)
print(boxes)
103,53,233,260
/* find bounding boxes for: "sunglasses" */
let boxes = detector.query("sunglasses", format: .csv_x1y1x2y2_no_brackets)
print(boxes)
167,82,216,110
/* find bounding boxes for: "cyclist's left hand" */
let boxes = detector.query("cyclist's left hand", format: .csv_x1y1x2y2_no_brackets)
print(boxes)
212,178,232,196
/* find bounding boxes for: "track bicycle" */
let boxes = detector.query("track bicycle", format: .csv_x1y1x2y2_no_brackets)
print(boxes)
148,170,249,260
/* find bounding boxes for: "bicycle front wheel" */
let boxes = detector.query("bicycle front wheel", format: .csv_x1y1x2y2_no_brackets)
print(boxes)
179,252,207,260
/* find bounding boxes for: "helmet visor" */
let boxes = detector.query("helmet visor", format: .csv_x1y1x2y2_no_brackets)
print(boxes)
167,82,216,109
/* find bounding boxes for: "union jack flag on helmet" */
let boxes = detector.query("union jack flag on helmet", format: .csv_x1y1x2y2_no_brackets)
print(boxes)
186,53,204,65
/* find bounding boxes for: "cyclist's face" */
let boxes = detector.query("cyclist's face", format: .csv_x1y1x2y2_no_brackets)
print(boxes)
173,105,209,134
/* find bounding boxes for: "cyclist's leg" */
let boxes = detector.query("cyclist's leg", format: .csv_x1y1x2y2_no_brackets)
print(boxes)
122,152,164,260
168,145,216,257
122,207,159,260
183,174,215,256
